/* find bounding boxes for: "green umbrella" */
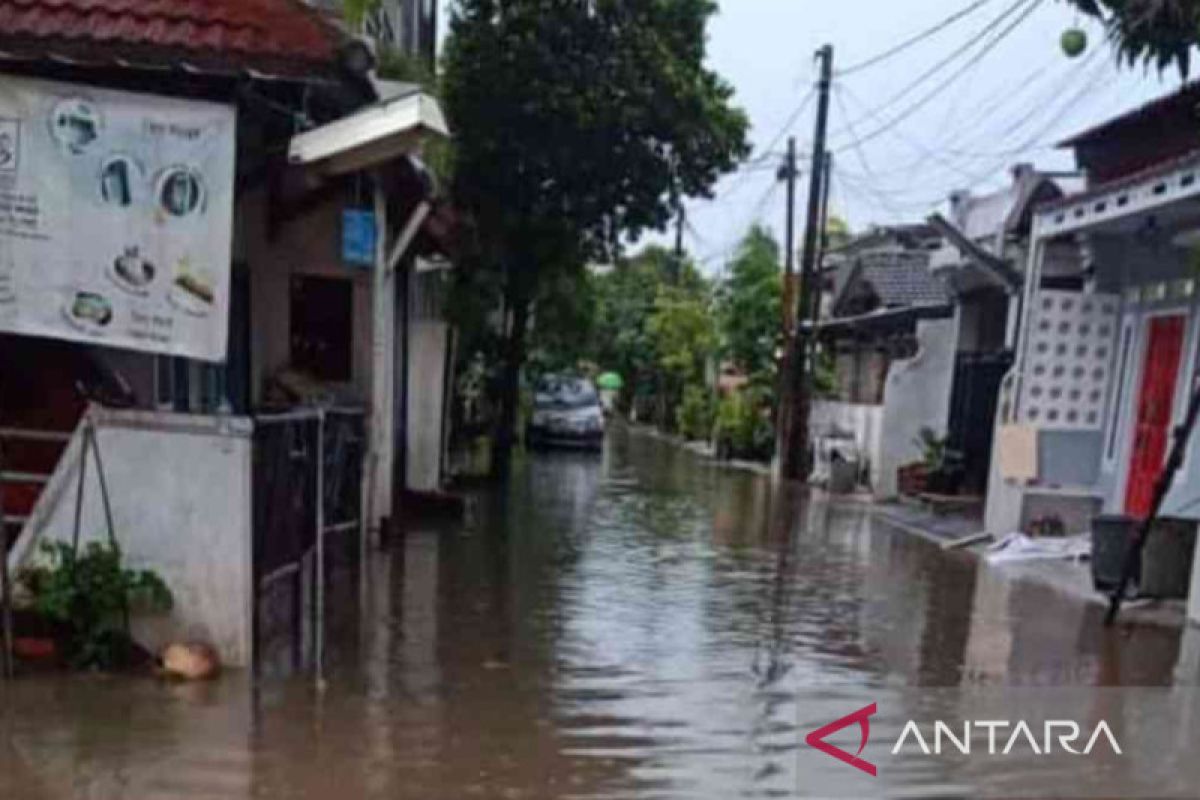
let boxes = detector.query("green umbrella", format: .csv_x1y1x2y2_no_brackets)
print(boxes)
596,372,624,391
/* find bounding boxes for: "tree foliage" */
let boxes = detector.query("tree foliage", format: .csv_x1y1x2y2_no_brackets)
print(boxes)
441,0,748,468
648,283,716,386
718,225,781,382
591,248,674,399
444,0,750,268
588,246,712,423
1066,0,1200,74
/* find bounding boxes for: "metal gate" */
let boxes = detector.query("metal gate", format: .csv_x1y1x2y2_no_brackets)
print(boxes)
946,352,1013,495
251,408,366,682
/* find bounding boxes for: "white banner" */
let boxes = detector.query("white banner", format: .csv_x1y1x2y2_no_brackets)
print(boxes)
0,76,236,362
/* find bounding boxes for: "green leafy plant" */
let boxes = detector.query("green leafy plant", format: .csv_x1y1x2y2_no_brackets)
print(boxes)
912,426,949,472
19,540,172,670
677,384,716,442
714,389,774,461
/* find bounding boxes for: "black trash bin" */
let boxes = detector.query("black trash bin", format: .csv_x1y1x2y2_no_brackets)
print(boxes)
1091,515,1198,599
1091,514,1136,594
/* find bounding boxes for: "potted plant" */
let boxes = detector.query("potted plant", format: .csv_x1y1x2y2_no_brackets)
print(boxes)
18,539,172,671
899,428,964,496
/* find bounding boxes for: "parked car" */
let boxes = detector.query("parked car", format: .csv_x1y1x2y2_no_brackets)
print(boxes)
527,375,605,450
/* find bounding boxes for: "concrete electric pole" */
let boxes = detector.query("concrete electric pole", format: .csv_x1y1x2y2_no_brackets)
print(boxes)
776,44,833,482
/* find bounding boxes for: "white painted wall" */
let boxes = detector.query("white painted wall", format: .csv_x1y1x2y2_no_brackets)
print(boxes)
877,316,959,498
11,408,254,666
809,400,884,490
406,319,449,492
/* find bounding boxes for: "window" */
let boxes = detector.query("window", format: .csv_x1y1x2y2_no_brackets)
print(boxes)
290,275,353,382
155,356,229,414
1106,322,1134,462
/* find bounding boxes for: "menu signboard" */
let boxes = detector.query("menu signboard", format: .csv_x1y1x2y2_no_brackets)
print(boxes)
0,76,236,361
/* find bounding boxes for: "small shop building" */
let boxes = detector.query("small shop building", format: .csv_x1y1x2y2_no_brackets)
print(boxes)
0,0,456,666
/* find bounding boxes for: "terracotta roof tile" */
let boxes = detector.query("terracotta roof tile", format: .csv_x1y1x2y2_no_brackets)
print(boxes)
0,0,342,77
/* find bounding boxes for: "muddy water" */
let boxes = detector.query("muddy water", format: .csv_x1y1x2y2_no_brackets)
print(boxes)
1,427,1197,799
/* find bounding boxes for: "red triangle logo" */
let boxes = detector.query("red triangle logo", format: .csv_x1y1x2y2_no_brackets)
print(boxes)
804,703,877,777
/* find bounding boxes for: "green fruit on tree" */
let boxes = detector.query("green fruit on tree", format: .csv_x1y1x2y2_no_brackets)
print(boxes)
1061,28,1088,58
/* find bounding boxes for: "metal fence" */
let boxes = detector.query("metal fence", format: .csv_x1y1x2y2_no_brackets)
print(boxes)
251,407,366,684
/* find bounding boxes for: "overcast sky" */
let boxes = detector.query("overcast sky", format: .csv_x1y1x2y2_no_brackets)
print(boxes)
654,0,1184,271
440,0,1185,272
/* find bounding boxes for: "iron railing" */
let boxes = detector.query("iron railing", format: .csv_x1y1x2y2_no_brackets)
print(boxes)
251,407,366,684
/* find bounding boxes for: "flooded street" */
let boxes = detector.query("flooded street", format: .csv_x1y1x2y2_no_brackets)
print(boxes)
3,427,1200,799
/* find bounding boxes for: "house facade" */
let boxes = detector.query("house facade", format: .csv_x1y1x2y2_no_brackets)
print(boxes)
811,170,1063,500
0,0,453,666
983,83,1200,620
930,165,1070,495
811,235,954,495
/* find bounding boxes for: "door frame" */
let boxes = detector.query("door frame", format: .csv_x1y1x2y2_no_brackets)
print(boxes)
1119,308,1193,514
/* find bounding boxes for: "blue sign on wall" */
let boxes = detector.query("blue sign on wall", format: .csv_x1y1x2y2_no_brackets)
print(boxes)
342,209,376,267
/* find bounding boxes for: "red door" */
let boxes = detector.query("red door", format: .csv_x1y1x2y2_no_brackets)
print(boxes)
1125,315,1187,519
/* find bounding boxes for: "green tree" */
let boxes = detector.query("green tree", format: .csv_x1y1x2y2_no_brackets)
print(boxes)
442,0,749,473
527,269,597,375
591,248,673,406
1066,0,1199,74
647,279,716,429
719,225,782,383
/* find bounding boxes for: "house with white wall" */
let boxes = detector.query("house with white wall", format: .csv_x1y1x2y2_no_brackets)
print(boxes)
811,170,1066,500
811,247,953,495
983,83,1200,619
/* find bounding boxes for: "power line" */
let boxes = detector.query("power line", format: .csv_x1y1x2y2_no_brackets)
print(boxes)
839,54,1115,216
832,0,1038,143
757,87,818,170
834,0,1045,154
837,0,995,77
831,84,907,218
696,179,783,268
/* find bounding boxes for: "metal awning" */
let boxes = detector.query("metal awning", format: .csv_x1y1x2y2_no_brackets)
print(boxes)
288,89,450,176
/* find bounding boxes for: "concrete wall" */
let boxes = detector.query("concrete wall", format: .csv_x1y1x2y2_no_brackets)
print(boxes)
11,408,254,666
406,319,448,492
241,185,375,407
877,315,959,497
810,400,884,490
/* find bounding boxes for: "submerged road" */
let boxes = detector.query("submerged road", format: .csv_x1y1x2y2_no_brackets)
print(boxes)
2,426,1198,798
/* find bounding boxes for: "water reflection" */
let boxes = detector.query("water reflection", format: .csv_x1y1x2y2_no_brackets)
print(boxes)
0,426,1196,798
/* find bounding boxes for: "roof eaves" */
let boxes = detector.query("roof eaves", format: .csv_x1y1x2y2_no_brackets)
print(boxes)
1058,82,1200,148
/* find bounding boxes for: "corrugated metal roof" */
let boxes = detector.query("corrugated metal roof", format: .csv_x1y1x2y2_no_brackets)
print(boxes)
0,0,342,77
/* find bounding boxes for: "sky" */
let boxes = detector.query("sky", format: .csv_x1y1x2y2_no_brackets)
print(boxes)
649,0,1185,272
435,0,1187,273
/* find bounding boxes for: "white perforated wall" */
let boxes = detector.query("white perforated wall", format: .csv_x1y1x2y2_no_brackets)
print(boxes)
1020,290,1120,430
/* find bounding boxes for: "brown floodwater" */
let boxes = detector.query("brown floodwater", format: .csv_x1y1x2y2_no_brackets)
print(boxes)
2,426,1199,799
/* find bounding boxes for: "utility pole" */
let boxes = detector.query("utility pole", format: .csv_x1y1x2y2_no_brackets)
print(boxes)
779,137,799,333
776,44,833,482
811,151,834,331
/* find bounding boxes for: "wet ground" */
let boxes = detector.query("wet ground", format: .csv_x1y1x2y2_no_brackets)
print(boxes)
2,426,1200,799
